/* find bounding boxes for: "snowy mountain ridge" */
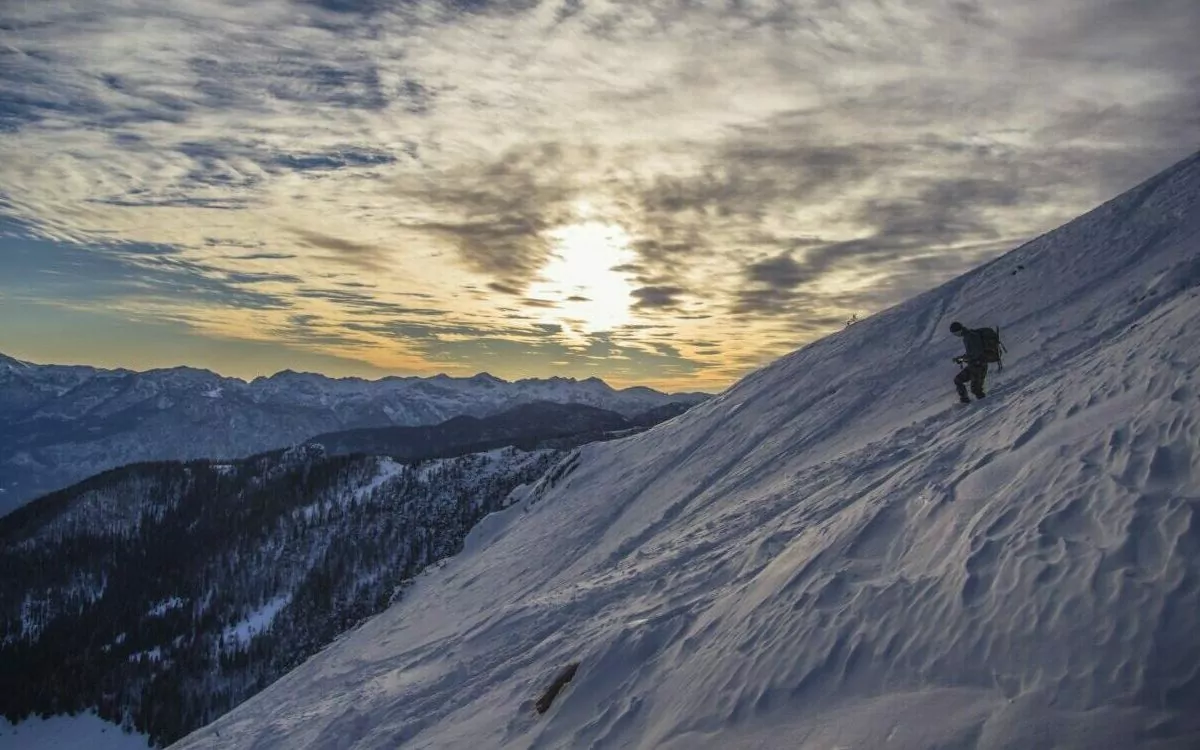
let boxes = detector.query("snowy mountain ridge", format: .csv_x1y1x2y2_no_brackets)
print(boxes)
172,151,1200,749
0,362,707,514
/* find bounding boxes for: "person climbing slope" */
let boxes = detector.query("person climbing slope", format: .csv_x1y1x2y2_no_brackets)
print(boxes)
949,320,1000,404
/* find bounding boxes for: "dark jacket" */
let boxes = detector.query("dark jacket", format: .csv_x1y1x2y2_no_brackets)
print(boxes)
960,328,986,362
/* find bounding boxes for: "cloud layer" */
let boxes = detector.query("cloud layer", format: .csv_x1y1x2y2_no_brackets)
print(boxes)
1,0,1196,389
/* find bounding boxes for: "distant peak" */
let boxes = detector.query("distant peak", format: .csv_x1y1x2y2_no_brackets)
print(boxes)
264,369,324,381
145,365,219,377
469,372,505,384
0,352,31,369
621,385,658,394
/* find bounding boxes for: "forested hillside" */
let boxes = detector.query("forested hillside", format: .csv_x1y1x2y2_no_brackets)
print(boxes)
1,445,566,746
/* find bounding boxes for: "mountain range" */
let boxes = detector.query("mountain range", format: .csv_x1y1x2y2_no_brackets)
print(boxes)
0,359,707,515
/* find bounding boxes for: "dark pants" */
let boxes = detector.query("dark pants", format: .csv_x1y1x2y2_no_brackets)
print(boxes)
954,360,988,400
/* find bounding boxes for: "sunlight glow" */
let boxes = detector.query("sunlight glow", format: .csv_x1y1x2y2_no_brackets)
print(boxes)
528,220,636,340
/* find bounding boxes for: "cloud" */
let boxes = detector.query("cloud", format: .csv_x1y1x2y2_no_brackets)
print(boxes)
190,54,389,111
486,281,521,295
520,297,560,309
239,252,296,260
632,285,686,310
90,195,253,210
0,217,291,311
728,171,1033,318
292,229,392,272
269,148,398,172
393,144,582,286
302,0,390,17
416,215,550,280
0,0,1196,390
293,286,446,317
744,254,811,291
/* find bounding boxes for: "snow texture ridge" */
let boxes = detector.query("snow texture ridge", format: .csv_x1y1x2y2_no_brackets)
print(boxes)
171,152,1200,749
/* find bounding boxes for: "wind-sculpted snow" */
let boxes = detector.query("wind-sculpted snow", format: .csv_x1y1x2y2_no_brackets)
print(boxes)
172,152,1200,749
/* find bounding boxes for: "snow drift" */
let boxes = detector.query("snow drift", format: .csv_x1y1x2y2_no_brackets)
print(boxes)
171,152,1200,749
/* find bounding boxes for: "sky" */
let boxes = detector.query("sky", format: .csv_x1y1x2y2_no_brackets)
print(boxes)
0,0,1196,391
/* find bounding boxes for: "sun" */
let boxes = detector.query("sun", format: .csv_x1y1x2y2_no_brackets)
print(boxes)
527,219,636,339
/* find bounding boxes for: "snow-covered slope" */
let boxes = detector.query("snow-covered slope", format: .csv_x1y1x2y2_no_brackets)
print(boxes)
172,152,1200,749
0,364,707,515
1,712,147,750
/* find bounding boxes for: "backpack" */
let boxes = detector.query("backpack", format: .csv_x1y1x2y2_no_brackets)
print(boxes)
977,327,1006,369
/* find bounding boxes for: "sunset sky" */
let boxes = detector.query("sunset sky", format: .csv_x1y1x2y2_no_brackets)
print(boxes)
1,0,1196,391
